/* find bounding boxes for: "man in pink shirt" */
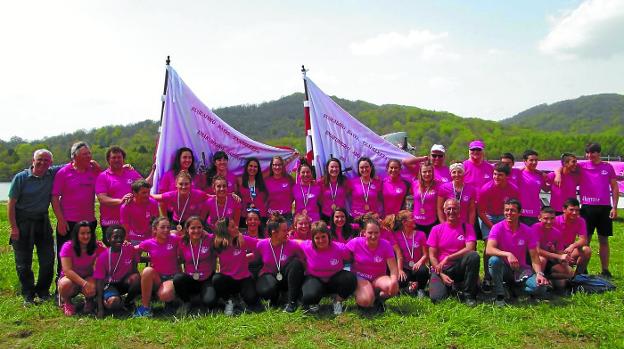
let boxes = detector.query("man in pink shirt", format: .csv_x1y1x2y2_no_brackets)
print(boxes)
463,140,494,241
546,153,579,214
552,198,592,275
402,144,451,184
518,150,548,226
499,153,522,187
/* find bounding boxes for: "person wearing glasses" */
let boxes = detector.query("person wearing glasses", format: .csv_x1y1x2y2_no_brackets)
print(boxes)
403,144,451,184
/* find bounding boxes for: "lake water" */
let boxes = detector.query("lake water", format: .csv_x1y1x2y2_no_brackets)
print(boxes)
0,182,9,201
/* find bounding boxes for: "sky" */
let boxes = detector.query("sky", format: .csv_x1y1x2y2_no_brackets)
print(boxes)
1,0,623,141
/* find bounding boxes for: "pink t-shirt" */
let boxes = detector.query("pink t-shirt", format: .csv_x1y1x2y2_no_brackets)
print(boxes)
382,176,409,216
178,234,215,281
158,170,204,193
293,181,322,221
319,179,347,217
394,230,427,269
427,222,476,265
215,236,257,280
532,222,565,252
348,177,382,217
379,228,397,246
553,215,587,247
412,180,439,225
477,181,520,216
508,168,522,188
578,161,616,206
346,237,395,281
59,240,106,278
255,239,303,275
518,170,545,217
205,172,237,195
205,196,241,227
138,234,180,276
95,168,143,226
488,221,537,269
438,182,476,223
434,166,451,184
52,163,98,222
463,160,494,189
265,176,294,215
93,244,139,282
239,183,268,217
161,189,206,223
546,172,579,212
120,198,160,242
301,240,350,279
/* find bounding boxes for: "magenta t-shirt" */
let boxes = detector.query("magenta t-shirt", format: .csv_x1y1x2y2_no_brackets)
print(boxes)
518,170,545,217
546,172,579,212
346,237,394,281
394,230,427,269
292,182,322,221
120,198,159,242
59,240,106,278
508,168,522,188
477,181,520,216
532,222,565,252
412,181,439,225
178,233,215,281
161,189,206,222
93,244,139,282
348,177,382,217
463,160,494,189
96,168,143,226
578,161,616,206
215,236,257,280
52,163,98,222
438,182,476,223
434,165,451,184
319,179,347,217
138,234,180,276
205,172,237,195
301,240,350,279
158,170,205,193
255,239,303,275
205,196,241,227
488,221,537,269
382,176,409,216
265,176,294,215
239,184,268,217
427,222,476,265
553,215,587,247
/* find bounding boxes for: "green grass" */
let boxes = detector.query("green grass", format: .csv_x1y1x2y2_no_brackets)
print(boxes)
0,204,623,348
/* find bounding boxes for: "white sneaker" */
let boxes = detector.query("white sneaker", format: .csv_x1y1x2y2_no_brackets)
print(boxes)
332,301,343,315
224,299,234,316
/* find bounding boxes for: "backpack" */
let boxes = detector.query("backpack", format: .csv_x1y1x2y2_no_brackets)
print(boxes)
570,274,616,294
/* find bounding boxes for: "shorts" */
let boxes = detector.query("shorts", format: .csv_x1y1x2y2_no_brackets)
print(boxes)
581,205,613,237
103,280,130,300
160,274,175,282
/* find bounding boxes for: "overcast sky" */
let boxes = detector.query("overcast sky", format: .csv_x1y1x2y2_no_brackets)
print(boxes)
1,0,623,141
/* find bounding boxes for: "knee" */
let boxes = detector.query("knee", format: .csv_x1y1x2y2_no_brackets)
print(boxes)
488,256,503,268
159,287,175,302
58,277,74,293
356,294,375,307
202,288,217,308
582,246,592,258
141,267,155,279
288,259,304,274
127,273,141,287
466,251,480,266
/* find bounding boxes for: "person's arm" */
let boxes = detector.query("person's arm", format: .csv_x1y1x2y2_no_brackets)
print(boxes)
436,196,446,223
96,279,105,318
610,178,619,220
564,234,588,254
402,156,428,173
445,241,477,263
529,248,550,286
97,193,132,208
485,239,519,270
477,200,493,229
61,256,93,295
51,195,68,236
467,198,476,226
8,198,19,241
393,243,406,282
429,246,441,271
144,164,156,185
386,256,399,286
414,245,429,271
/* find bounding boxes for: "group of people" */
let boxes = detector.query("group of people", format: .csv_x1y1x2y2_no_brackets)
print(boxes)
7,139,619,317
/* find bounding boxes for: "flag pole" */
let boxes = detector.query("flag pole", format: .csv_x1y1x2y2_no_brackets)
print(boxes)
159,56,171,126
302,65,316,176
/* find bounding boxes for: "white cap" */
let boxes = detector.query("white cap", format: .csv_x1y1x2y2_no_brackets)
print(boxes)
430,144,446,153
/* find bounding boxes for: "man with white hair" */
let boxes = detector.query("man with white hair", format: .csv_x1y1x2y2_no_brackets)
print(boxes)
403,144,451,183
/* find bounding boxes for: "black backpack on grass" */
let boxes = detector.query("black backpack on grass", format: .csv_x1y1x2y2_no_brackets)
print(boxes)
570,274,616,294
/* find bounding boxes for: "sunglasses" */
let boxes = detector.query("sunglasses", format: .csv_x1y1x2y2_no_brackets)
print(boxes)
430,154,444,158
469,148,482,152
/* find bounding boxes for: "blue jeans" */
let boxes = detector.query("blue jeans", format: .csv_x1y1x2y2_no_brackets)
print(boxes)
479,214,504,240
488,256,547,297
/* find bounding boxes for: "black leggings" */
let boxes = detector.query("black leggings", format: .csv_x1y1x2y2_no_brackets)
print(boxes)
301,270,357,306
398,265,430,290
172,273,217,307
212,273,258,306
256,259,304,304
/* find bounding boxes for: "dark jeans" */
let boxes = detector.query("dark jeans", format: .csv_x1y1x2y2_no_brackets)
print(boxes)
173,273,217,307
429,251,480,301
212,273,258,306
256,259,304,304
488,256,547,297
398,265,430,290
11,212,55,298
56,220,97,281
301,270,357,306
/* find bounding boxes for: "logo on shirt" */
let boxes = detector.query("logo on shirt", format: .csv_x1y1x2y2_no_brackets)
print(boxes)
601,170,608,176
201,247,209,254
307,193,315,198
330,258,339,266
280,255,288,262
374,256,383,263
457,235,465,241
282,183,289,188
463,196,469,202
518,239,525,246
370,184,377,190
233,249,242,256
395,188,403,194
167,244,174,250
127,179,134,184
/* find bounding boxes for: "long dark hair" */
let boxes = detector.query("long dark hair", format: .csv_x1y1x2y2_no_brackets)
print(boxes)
330,207,356,241
213,217,241,253
242,157,267,193
357,157,375,178
206,151,228,188
172,147,197,178
71,221,97,257
322,157,345,186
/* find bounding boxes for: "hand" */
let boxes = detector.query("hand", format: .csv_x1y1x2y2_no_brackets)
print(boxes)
413,260,424,272
563,245,575,255
57,220,68,236
437,257,448,272
506,253,520,270
609,208,617,220
10,226,20,241
90,160,102,173
440,273,454,286
565,253,576,265
536,273,550,286
230,193,242,203
553,172,562,187
122,163,135,171
82,281,96,298
121,193,134,204
398,269,408,282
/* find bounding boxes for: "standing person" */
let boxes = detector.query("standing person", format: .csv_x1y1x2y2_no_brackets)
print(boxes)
486,199,550,307
390,211,429,297
96,146,144,245
205,175,242,231
293,161,321,222
382,159,410,217
518,150,548,226
52,141,100,280
403,144,451,184
546,153,579,214
265,156,295,225
347,219,399,313
237,157,268,227
330,208,358,243
552,198,592,275
463,140,494,190
255,215,305,313
205,151,238,195
120,179,159,245
348,157,383,218
412,161,439,236
427,199,480,306
437,163,476,226
533,207,575,290
300,221,357,315
8,149,58,304
157,147,205,193
500,153,522,187
319,158,348,223
151,171,207,234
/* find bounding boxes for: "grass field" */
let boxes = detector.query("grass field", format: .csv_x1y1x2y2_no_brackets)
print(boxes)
0,204,622,349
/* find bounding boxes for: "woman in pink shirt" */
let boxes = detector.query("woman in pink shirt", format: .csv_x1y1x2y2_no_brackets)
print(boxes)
347,219,399,313
265,156,295,225
382,159,410,217
290,213,312,240
330,207,358,243
244,209,264,279
437,162,476,226
348,157,383,219
205,151,238,195
300,221,357,315
412,161,439,236
237,157,268,227
157,147,205,193
134,217,179,317
205,176,242,231
319,158,348,223
152,171,208,234
58,221,106,316
293,161,321,222
388,211,429,297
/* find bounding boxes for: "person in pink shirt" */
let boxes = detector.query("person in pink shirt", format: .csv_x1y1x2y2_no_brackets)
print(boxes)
299,221,357,315
57,221,106,316
382,159,410,217
319,158,348,223
205,176,242,231
518,150,548,226
134,217,179,317
533,207,575,290
96,146,145,245
500,153,522,187
94,225,140,318
412,161,439,236
403,144,451,184
237,157,268,227
205,151,238,195
552,198,592,275
265,156,295,225
486,199,550,307
293,161,321,221
546,153,579,214
388,211,429,297
243,209,264,279
347,219,398,313
157,147,206,194
120,179,160,245
463,140,494,190
290,213,312,240
330,208,358,243
478,162,520,238
427,198,480,306
436,163,476,226
348,157,383,218
255,214,305,313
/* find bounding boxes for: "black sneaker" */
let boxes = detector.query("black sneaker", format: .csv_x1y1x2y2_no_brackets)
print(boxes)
283,301,297,313
481,280,492,293
601,270,612,279
374,298,386,313
464,298,477,307
36,292,52,303
23,295,36,307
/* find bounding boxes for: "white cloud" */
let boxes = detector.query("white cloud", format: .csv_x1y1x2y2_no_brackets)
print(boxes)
349,29,454,59
539,0,624,59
